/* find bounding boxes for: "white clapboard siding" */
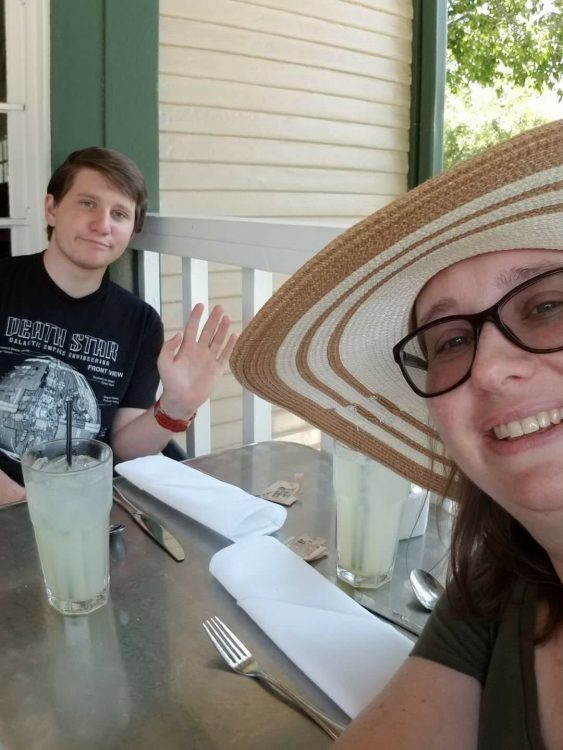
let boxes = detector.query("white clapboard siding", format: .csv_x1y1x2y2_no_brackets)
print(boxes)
238,0,412,36
209,267,241,299
209,396,322,451
208,419,246,452
160,106,408,150
161,162,407,194
158,0,412,452
159,253,182,275
159,77,409,129
211,394,242,424
161,34,409,87
160,134,409,173
160,191,395,222
272,407,321,435
161,48,409,106
160,0,412,55
213,371,243,401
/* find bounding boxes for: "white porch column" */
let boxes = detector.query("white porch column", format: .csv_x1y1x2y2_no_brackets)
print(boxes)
182,257,211,456
242,267,273,444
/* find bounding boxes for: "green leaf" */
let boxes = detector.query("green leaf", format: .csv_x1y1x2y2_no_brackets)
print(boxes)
448,0,563,95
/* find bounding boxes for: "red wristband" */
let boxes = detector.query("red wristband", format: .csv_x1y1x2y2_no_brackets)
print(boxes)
153,398,197,433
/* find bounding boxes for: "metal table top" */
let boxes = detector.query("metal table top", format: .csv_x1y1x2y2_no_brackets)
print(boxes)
0,441,449,750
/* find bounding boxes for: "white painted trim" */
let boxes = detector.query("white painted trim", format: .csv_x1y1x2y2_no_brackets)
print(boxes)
139,249,161,314
24,0,51,254
242,268,273,444
5,0,28,252
0,217,27,226
181,257,211,457
4,0,50,256
134,214,345,274
181,256,209,320
187,398,211,457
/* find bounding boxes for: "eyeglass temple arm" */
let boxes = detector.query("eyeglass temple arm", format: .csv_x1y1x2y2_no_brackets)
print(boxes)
401,352,428,371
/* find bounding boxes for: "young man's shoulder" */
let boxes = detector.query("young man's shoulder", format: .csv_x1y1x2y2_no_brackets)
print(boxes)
0,251,41,281
0,251,41,268
106,278,162,329
107,278,156,311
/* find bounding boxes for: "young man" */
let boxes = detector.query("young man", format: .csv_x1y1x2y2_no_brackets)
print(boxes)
0,147,236,503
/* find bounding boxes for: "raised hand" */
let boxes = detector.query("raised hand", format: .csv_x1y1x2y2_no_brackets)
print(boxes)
156,303,237,420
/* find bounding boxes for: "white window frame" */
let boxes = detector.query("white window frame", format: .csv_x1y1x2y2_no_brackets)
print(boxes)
3,0,50,256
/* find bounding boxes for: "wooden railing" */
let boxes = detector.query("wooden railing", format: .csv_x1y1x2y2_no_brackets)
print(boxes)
132,214,344,455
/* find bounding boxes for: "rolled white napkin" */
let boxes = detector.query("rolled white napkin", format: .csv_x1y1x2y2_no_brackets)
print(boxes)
115,455,286,541
210,536,412,717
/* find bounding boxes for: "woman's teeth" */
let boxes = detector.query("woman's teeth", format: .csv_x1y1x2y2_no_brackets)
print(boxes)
493,409,563,440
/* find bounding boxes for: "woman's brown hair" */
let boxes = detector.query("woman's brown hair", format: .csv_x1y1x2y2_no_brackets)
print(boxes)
445,469,563,641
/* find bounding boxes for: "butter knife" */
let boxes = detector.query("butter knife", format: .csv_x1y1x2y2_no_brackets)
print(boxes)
112,485,185,562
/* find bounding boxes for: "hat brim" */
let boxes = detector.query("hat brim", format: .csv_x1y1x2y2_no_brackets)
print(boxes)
231,120,563,494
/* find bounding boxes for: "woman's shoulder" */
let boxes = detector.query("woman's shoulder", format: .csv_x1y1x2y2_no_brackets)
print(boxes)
411,578,532,684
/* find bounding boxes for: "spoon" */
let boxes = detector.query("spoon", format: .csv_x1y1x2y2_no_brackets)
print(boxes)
409,568,445,611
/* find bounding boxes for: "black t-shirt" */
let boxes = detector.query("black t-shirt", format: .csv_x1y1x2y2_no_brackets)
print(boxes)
0,251,164,480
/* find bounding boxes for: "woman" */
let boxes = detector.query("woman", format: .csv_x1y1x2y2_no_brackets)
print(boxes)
230,120,563,749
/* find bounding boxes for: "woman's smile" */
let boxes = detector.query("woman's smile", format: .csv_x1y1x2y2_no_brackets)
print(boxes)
492,406,563,439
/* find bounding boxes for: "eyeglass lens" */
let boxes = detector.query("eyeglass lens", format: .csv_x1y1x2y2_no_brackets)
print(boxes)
400,269,563,396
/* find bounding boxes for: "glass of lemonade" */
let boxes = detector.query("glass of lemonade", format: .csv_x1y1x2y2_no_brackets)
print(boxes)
22,438,113,615
332,441,409,589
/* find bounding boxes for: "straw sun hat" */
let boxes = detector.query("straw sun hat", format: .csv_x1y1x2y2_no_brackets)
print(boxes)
230,120,563,495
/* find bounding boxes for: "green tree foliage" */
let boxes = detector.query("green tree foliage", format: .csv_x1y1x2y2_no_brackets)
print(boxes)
444,1,561,166
443,86,549,167
448,0,563,97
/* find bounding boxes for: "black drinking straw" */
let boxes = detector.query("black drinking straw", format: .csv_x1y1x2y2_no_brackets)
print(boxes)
66,398,73,467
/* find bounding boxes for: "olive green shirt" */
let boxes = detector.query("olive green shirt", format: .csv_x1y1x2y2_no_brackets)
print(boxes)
411,581,545,750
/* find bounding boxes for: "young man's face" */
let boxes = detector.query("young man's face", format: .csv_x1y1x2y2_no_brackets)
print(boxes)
45,167,136,273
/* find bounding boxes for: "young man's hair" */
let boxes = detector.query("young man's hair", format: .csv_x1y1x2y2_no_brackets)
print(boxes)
46,146,149,239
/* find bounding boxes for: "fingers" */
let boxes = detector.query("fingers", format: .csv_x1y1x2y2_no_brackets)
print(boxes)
208,314,232,354
182,302,205,343
179,304,233,355
197,305,227,346
160,332,182,356
218,332,238,366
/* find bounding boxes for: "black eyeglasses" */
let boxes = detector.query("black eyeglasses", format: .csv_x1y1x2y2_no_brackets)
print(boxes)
393,266,563,398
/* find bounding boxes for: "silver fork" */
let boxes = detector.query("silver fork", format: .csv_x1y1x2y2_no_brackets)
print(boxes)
203,616,345,740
